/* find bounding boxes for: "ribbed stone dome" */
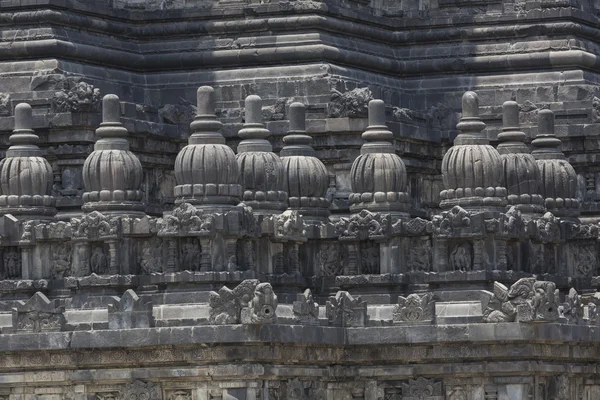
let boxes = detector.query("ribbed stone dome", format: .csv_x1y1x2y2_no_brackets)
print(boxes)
238,151,286,197
497,101,543,214
173,86,242,209
538,160,578,200
502,155,541,201
440,92,507,211
81,94,145,216
235,95,287,213
0,103,56,219
82,150,143,196
351,153,407,194
532,109,579,218
441,145,504,195
281,102,330,220
349,99,409,215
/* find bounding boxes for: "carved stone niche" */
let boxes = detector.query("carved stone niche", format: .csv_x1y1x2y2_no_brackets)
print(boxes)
12,292,65,333
90,243,110,275
1,247,21,280
448,241,473,272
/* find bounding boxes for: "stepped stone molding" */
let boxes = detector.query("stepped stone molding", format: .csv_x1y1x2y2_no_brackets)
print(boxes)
497,101,544,216
281,102,330,222
82,95,145,217
440,92,507,213
349,99,410,216
173,86,242,211
0,103,56,220
532,109,580,219
235,95,288,214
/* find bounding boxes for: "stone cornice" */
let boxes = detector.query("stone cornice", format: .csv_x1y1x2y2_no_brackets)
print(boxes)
0,323,597,354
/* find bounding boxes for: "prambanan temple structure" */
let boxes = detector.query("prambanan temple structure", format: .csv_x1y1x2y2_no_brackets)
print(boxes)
3,0,600,399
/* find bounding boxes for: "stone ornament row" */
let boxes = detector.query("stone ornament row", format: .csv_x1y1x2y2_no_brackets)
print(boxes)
8,277,597,333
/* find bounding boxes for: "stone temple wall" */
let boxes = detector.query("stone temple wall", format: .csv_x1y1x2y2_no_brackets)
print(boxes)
0,0,599,399
2,0,600,218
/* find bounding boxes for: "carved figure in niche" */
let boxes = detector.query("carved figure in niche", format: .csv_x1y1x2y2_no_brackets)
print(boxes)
450,243,472,272
320,242,342,276
360,241,380,274
90,246,108,275
3,248,21,279
139,239,162,274
52,243,72,278
409,237,431,272
180,239,201,272
60,167,83,196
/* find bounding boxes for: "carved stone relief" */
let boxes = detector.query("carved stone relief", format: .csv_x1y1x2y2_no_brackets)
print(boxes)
449,243,472,272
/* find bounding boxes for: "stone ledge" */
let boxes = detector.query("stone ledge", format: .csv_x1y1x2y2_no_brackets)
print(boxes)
0,322,597,352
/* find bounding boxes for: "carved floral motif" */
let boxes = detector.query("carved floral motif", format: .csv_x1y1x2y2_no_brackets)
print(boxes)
336,209,389,240
120,381,162,400
160,203,215,236
209,279,269,324
72,211,119,240
327,87,372,118
12,292,65,332
275,210,306,240
483,278,560,323
320,242,343,276
393,293,434,323
326,291,368,327
402,377,443,399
